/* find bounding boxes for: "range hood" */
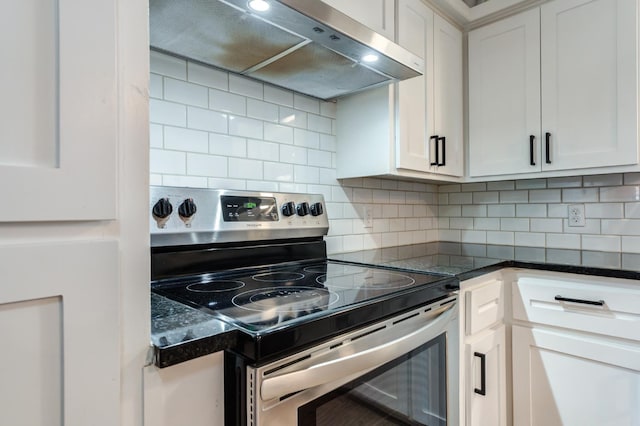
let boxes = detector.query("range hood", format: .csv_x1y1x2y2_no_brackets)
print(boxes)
149,0,424,100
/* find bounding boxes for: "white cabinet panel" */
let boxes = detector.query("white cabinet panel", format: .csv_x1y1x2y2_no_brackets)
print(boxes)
466,326,507,426
0,0,117,221
513,325,640,426
468,9,541,177
541,0,637,170
465,278,504,335
144,352,225,426
0,241,120,426
468,0,637,178
320,0,395,40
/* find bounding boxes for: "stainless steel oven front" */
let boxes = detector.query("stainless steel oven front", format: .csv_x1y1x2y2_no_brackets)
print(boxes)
246,295,459,426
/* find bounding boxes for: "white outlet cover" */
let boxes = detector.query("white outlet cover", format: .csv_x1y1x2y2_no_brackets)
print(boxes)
568,204,585,227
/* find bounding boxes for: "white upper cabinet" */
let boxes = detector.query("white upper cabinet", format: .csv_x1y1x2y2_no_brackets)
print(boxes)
0,0,117,221
468,0,638,178
336,0,463,181
320,0,395,40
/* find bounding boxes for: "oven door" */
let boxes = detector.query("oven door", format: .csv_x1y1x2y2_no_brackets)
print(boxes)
248,296,459,426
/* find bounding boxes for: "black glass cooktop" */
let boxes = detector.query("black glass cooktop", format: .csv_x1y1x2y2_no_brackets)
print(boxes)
152,260,452,334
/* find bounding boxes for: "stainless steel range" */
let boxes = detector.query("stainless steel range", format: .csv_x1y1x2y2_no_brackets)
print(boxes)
150,186,459,426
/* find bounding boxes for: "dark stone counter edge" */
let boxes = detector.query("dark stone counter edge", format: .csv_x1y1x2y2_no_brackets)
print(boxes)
154,329,239,368
153,261,640,368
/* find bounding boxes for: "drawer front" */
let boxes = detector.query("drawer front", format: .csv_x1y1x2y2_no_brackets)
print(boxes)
513,275,640,341
466,279,504,336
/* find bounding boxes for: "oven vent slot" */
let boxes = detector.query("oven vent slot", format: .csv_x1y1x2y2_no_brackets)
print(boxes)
249,370,255,426
392,312,420,325
329,342,343,350
350,325,386,342
264,354,311,376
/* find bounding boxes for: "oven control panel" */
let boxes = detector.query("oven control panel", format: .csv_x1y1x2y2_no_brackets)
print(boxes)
150,186,329,246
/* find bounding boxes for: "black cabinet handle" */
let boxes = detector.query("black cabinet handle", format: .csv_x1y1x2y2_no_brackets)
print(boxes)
545,132,551,164
438,136,446,166
529,135,536,166
554,295,605,306
429,135,439,166
474,352,486,396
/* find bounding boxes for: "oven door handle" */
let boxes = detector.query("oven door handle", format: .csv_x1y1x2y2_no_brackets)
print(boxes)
260,302,456,401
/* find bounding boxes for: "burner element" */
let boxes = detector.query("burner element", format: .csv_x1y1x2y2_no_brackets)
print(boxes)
232,286,339,313
319,270,416,289
252,272,304,282
186,280,246,292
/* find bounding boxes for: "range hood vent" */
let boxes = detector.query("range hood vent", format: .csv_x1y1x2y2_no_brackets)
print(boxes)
150,0,424,100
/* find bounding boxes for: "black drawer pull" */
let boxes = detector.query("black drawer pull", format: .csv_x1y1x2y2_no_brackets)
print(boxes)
430,135,439,166
545,132,552,164
474,352,486,396
529,135,536,166
554,295,604,306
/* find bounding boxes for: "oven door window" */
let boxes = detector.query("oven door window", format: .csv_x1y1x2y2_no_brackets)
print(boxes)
298,334,446,426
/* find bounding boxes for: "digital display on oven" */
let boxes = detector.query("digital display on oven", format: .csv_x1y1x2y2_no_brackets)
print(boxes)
221,196,279,222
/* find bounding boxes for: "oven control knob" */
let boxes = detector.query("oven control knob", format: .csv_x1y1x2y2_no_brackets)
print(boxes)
282,201,296,217
310,202,324,216
178,198,197,227
152,198,173,229
297,202,310,216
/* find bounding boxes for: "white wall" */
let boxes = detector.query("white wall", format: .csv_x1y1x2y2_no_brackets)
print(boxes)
149,51,439,254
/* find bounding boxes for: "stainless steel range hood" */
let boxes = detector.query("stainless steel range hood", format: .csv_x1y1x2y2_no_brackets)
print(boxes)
149,0,424,100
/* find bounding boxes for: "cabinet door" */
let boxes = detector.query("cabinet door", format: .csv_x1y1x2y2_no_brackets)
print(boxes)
541,0,637,171
468,9,541,177
396,0,435,173
513,325,640,426
0,0,116,221
466,326,507,426
433,15,464,177
320,0,395,40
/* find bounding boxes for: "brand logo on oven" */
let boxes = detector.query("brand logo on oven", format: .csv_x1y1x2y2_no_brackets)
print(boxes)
246,224,263,228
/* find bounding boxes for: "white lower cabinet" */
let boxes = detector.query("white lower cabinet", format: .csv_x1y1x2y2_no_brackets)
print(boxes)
460,274,508,426
512,325,640,426
143,352,224,426
466,326,508,426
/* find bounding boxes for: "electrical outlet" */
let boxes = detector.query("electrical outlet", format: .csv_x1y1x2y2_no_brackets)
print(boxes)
364,205,373,228
568,204,585,227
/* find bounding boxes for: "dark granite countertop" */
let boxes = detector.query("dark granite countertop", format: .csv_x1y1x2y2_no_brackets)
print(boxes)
151,242,640,368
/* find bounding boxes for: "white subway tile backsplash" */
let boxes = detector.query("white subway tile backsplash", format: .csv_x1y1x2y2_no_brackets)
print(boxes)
293,165,320,184
585,203,623,218
153,55,640,256
247,139,279,161
150,174,163,185
150,149,186,174
207,178,245,190
264,123,294,144
150,99,186,127
150,124,163,148
186,153,227,177
187,62,228,91
264,85,293,107
247,98,278,122
150,51,186,80
229,116,263,139
164,78,208,108
150,74,163,99
187,106,227,133
209,134,247,158
600,186,640,202
210,89,246,115
562,188,598,202
163,175,208,187
582,251,620,268
279,107,308,128
582,235,620,252
165,126,209,153
293,94,320,114
546,248,580,264
546,233,581,249
229,74,263,99
294,128,320,149
228,158,262,180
